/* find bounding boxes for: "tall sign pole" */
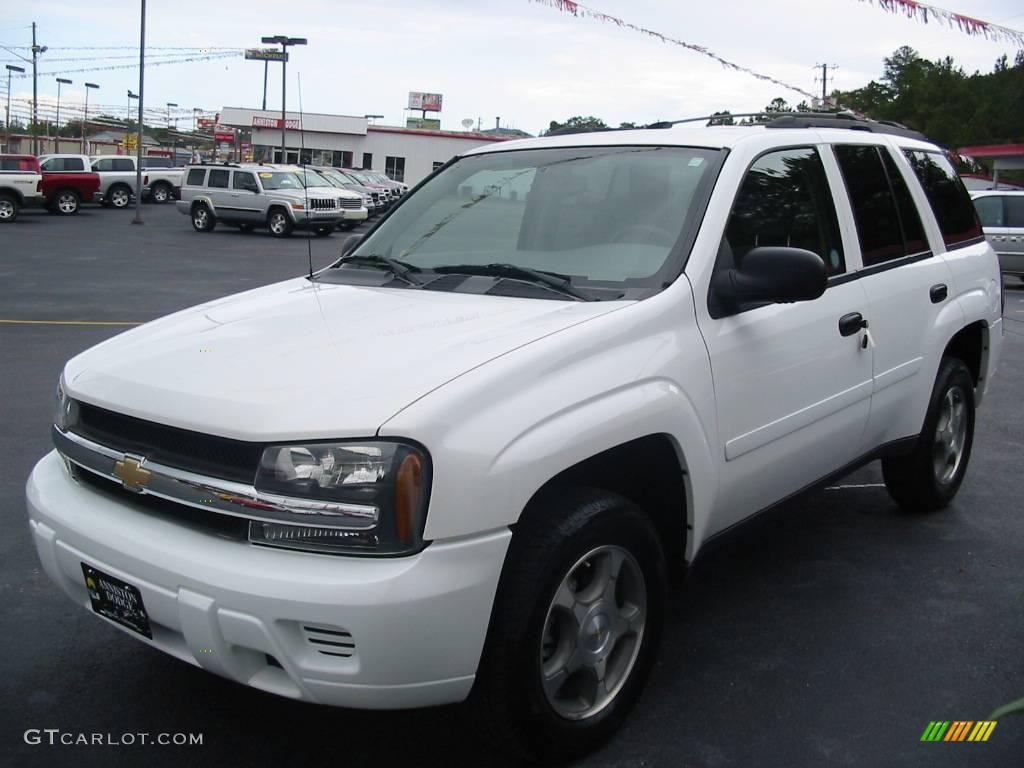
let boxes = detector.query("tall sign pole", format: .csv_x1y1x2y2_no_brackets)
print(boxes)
260,36,306,163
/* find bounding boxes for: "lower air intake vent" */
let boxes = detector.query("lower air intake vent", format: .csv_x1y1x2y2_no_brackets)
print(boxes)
303,625,355,658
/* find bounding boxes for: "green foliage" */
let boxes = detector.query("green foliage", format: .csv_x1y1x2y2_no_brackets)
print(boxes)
545,115,609,135
832,47,1024,147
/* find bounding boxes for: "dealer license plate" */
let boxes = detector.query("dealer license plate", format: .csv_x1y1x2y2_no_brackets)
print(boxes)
81,563,152,639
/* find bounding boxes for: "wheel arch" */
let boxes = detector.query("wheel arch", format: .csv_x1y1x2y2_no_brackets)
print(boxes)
942,320,988,398
0,185,25,204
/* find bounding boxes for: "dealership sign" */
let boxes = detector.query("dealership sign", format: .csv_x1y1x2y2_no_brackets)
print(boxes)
408,91,443,112
252,116,301,129
245,48,289,62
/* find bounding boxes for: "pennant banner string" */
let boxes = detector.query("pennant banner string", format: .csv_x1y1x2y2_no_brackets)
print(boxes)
854,0,1024,47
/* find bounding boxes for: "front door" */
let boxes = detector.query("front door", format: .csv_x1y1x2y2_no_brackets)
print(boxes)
696,146,874,533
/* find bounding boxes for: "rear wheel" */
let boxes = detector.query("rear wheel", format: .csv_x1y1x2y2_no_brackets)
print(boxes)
150,182,172,203
471,488,666,761
882,357,975,512
54,189,80,215
0,192,18,222
267,208,293,237
108,184,131,209
191,204,216,232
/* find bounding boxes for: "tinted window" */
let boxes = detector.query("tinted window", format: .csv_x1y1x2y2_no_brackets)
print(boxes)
0,158,35,171
362,153,372,169
91,158,112,172
724,147,845,276
186,168,206,186
111,158,135,172
904,150,982,247
141,157,173,168
208,169,229,188
880,148,928,254
232,171,257,191
1006,196,1024,228
835,145,906,266
972,196,1004,228
41,157,85,171
385,156,406,182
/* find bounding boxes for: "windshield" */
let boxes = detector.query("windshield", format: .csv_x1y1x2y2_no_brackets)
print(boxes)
294,169,335,188
258,171,305,190
347,145,720,294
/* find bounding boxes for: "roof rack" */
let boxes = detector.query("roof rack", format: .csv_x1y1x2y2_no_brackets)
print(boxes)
651,112,926,140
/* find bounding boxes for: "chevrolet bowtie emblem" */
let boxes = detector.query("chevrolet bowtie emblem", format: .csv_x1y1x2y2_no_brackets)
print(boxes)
113,456,152,492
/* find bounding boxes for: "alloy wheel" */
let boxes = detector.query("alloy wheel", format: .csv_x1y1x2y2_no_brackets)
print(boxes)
57,193,78,214
933,386,967,485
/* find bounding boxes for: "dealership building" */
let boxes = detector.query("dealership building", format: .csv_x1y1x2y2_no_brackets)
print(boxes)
217,107,516,186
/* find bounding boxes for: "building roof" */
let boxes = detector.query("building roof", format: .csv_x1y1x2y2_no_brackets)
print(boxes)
367,125,513,142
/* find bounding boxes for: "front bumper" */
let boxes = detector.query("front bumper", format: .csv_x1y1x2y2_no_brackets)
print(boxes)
342,208,368,222
26,450,510,709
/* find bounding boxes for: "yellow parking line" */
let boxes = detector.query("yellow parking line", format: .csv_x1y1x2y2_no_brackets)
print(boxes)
0,319,143,327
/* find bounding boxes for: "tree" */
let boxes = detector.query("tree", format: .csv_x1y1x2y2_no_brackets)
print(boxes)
764,97,792,113
544,115,609,135
709,110,734,125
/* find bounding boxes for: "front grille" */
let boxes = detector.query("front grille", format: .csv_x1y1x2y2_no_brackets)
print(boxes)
338,198,362,209
309,198,337,210
75,466,249,541
72,402,262,483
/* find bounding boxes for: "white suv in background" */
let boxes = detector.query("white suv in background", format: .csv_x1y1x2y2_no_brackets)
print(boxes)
27,114,1002,761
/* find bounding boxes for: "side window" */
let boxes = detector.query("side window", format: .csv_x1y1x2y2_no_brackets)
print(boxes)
722,146,845,276
880,148,928,254
903,150,982,248
92,158,112,172
111,159,135,172
232,171,257,191
834,145,907,266
207,169,229,189
972,196,1004,228
186,168,206,186
362,152,372,169
1005,196,1024,228
385,156,406,183
65,157,85,171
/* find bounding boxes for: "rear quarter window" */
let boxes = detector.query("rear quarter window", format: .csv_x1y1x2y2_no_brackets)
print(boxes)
903,150,982,248
972,196,1004,228
186,168,206,186
111,159,135,172
1006,196,1024,228
207,169,229,188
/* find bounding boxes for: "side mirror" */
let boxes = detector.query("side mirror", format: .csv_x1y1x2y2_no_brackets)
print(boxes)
712,246,826,308
341,233,364,257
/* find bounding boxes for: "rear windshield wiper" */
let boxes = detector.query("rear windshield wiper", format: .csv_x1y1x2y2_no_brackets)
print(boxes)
432,263,595,301
335,254,422,287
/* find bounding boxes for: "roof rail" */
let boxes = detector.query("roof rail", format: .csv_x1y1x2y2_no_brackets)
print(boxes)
654,112,928,141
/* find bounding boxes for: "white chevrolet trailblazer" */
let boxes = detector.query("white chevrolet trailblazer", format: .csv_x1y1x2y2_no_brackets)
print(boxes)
27,113,1003,759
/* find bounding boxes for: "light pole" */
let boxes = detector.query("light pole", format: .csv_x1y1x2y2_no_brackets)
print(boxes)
82,82,98,154
127,89,138,131
55,77,71,149
261,35,306,163
5,64,25,152
30,23,47,155
132,0,147,226
192,107,202,161
166,102,177,162
166,101,177,129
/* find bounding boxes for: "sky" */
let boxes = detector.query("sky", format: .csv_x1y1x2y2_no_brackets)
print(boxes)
2,0,1023,136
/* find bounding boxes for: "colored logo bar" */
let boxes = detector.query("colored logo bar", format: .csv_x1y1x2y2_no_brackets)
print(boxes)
920,721,997,742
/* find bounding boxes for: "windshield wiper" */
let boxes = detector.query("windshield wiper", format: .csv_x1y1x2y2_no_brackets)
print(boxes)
335,254,422,287
432,263,594,301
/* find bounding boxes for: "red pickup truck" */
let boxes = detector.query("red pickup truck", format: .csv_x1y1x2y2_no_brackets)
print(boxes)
38,155,101,215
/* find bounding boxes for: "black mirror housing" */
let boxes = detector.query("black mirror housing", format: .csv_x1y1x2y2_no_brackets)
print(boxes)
713,246,827,309
341,233,364,257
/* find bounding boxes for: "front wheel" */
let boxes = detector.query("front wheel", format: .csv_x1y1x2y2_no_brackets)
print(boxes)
108,185,131,209
191,204,216,232
471,489,666,762
267,209,294,237
882,357,975,512
150,182,172,203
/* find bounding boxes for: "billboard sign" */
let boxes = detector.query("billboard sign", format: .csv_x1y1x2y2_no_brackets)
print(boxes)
252,115,301,129
407,91,443,112
245,48,288,62
406,117,441,130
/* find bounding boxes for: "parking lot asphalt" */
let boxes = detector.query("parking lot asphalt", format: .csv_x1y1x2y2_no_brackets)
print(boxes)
1,203,1022,768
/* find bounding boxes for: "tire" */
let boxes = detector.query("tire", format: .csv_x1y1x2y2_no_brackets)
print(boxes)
339,221,355,231
471,488,666,762
0,192,18,222
314,225,334,237
267,208,294,238
150,182,172,204
882,357,975,512
54,189,80,215
108,184,131,209
237,223,255,233
191,204,216,233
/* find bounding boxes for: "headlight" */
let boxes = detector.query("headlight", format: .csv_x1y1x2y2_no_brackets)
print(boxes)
249,441,430,556
54,374,77,431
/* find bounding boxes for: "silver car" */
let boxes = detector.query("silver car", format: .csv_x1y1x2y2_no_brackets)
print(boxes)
971,190,1024,281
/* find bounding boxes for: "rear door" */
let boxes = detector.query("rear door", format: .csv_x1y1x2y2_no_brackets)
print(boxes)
829,142,963,449
695,145,874,531
204,168,233,219
228,171,263,224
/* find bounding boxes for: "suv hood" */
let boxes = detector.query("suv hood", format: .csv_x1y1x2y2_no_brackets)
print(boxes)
63,278,624,441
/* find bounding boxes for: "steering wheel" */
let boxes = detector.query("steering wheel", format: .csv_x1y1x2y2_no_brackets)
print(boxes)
611,223,677,246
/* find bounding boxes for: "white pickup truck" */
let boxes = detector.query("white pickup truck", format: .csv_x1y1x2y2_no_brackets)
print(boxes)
28,114,1003,761
89,155,183,207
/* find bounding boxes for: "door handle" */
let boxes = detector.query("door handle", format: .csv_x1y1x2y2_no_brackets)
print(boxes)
930,284,948,303
838,312,868,337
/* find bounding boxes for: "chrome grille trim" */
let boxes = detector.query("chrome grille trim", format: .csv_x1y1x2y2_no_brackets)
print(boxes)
53,427,379,530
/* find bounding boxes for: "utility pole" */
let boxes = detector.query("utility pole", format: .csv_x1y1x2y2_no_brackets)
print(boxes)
5,64,25,151
82,82,98,154
815,63,837,109
55,77,71,149
262,60,268,110
132,0,146,225
261,35,306,163
30,22,48,155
